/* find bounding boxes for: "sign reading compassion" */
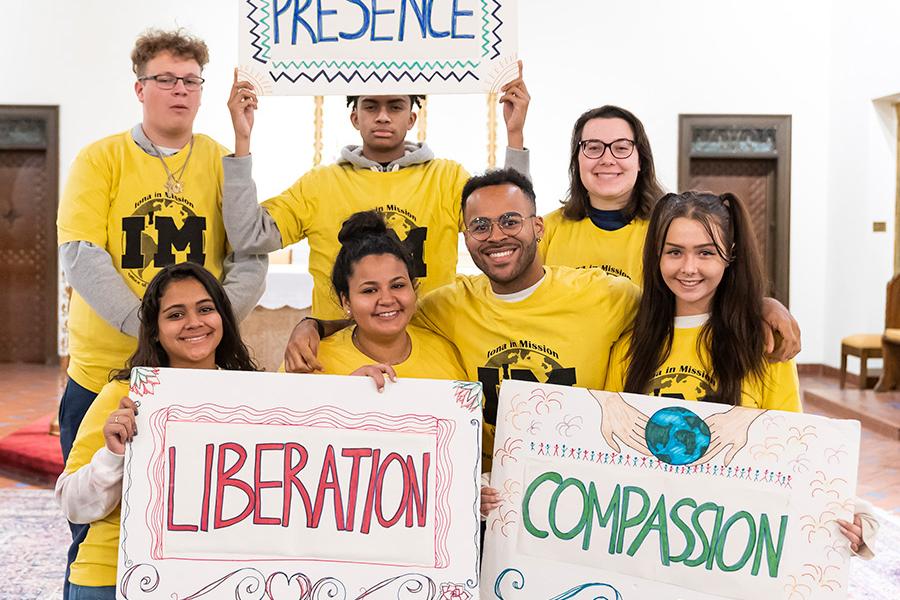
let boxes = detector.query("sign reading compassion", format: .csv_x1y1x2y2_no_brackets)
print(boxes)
118,368,483,599
238,0,520,95
481,381,861,600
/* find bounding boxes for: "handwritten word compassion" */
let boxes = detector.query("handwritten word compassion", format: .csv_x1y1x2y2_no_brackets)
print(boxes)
522,471,789,578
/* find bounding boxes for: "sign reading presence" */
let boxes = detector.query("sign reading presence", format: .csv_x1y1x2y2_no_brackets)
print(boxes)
117,368,482,599
482,380,861,600
238,0,519,95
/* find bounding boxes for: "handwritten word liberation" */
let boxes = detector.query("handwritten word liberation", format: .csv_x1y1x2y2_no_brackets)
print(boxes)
273,0,476,45
166,442,430,533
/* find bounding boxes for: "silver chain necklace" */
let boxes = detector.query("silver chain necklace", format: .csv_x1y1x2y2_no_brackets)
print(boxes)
148,136,195,194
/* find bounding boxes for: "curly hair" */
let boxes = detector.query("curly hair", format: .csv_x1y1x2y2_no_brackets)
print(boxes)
331,210,417,304
131,28,210,76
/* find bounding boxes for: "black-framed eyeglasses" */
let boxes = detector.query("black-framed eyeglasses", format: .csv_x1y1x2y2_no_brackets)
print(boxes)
580,138,635,160
138,74,205,91
465,212,536,241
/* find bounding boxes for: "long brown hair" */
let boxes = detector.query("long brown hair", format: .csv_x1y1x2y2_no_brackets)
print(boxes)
113,263,257,380
562,105,664,222
624,191,768,405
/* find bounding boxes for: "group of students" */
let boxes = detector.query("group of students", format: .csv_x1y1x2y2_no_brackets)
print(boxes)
54,28,875,600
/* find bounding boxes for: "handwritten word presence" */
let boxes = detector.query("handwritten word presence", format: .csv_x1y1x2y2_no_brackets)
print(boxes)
273,0,476,45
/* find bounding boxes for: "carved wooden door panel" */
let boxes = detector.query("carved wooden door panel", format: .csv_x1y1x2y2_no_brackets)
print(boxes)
0,108,58,363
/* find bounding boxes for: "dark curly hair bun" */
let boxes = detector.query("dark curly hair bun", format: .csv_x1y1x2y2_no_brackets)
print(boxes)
337,210,388,245
331,210,418,302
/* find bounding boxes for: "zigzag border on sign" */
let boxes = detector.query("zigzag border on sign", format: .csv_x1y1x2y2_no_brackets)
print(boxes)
489,0,503,60
480,0,491,57
245,0,272,63
271,59,481,71
270,69,480,84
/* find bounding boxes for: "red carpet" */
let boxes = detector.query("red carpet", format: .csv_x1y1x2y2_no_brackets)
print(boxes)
0,414,63,482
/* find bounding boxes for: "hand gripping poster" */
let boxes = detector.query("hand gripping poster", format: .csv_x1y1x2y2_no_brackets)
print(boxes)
237,0,519,95
481,380,862,600
116,368,482,599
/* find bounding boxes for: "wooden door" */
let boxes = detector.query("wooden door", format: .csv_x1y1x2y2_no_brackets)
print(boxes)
0,107,59,363
678,115,791,306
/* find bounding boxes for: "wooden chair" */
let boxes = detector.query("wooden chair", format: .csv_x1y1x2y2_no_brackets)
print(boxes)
840,335,881,389
876,273,900,392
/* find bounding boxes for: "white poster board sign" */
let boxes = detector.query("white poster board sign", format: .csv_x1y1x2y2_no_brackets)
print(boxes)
237,0,519,95
482,380,862,600
117,367,482,599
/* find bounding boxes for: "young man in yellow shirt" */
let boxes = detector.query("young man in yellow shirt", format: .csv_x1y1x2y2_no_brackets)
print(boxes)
221,65,532,332
55,30,266,599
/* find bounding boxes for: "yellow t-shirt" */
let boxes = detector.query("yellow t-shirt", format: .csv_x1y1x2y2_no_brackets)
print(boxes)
414,266,640,468
605,317,801,412
318,324,467,380
64,378,130,587
57,132,229,391
262,160,469,319
539,208,648,283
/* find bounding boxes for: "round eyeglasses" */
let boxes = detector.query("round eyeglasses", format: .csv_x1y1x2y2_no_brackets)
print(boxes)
579,138,635,160
138,74,205,91
465,212,536,241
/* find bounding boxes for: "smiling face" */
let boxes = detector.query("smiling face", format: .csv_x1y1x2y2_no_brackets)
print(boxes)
463,183,544,294
577,117,640,210
341,253,417,341
660,217,730,316
157,277,223,369
135,51,203,144
350,95,417,163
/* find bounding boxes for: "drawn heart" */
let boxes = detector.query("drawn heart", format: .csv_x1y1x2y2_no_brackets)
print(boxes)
266,572,311,600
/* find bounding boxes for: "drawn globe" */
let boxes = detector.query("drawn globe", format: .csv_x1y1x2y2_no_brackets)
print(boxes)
645,406,711,466
129,199,198,281
485,348,561,376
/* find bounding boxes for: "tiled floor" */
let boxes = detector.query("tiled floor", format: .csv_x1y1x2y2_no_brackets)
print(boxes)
801,374,900,515
1,364,899,515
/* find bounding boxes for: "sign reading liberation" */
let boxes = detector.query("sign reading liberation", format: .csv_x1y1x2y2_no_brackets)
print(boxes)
238,0,519,95
117,368,483,599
